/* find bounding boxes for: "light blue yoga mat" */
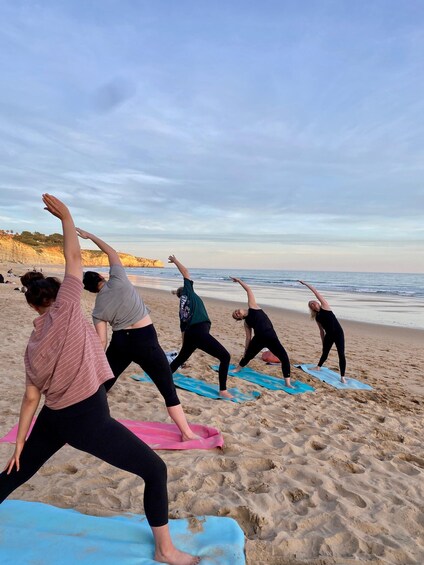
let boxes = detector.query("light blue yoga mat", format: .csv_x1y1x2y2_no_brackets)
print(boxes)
294,364,373,390
130,373,261,403
0,500,245,565
210,365,315,395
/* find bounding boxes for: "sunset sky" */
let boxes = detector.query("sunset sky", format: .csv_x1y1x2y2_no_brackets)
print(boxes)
0,1,423,272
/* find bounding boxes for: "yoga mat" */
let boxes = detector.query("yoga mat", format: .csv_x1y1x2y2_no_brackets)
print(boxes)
131,373,261,403
210,365,315,395
0,420,223,450
0,500,246,564
294,364,373,390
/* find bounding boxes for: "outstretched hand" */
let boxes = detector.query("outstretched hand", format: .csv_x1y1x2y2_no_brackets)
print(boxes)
298,280,306,285
42,194,71,221
76,228,91,240
230,276,241,283
168,255,177,264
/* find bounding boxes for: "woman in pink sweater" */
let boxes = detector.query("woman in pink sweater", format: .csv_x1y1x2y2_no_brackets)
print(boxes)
0,194,199,565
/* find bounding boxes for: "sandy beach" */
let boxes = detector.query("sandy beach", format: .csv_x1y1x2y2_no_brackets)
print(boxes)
0,264,423,564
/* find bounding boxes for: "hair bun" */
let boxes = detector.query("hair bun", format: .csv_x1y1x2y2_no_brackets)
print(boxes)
20,271,45,288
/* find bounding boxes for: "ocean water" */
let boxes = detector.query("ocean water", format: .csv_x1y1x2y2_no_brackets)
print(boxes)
93,267,424,330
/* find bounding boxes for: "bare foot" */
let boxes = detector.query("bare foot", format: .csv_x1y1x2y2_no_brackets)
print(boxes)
155,547,201,565
284,380,295,389
340,376,347,384
219,390,234,400
231,366,242,373
181,431,201,442
311,365,321,371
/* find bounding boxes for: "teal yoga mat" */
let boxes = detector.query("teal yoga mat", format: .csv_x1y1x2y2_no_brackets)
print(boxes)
210,364,315,395
130,373,261,403
294,364,373,390
0,500,246,564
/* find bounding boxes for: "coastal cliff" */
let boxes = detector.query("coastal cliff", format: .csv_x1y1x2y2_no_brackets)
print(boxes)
0,232,164,268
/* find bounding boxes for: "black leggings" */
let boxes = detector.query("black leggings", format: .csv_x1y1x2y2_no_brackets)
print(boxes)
239,330,291,380
318,331,346,376
0,387,168,527
170,322,231,391
105,324,180,407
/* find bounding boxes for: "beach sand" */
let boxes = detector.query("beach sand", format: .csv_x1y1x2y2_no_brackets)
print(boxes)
0,264,423,564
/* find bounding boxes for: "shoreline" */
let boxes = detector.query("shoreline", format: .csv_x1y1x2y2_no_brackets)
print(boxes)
121,271,424,331
142,285,424,347
3,261,423,331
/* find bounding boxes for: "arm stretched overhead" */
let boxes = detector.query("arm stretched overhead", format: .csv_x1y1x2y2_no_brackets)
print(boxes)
230,277,259,309
298,280,331,309
76,228,122,267
43,194,82,280
168,255,191,279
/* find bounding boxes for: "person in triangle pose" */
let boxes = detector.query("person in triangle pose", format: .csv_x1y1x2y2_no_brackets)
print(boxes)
298,280,346,384
168,255,232,399
231,277,293,388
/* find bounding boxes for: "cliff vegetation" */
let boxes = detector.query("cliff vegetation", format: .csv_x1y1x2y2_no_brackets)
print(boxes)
0,230,163,268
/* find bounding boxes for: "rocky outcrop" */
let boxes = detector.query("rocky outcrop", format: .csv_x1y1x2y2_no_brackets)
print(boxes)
0,233,163,267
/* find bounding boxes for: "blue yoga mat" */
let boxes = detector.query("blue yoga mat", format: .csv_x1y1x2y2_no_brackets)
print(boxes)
0,500,245,564
210,365,315,395
130,373,261,403
294,364,373,390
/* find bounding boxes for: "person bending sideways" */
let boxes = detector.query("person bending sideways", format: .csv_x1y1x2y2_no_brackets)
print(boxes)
76,228,197,442
0,194,200,565
298,280,347,384
231,277,293,388
168,255,232,399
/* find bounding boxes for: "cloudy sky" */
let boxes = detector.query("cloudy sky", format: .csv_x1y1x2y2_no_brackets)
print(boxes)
0,1,423,272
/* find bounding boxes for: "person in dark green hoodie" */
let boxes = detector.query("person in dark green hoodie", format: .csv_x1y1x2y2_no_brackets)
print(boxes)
168,255,232,399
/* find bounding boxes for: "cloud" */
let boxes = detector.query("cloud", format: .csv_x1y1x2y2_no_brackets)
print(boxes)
0,2,423,269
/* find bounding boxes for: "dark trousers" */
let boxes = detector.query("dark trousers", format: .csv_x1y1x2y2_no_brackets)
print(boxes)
0,386,168,527
105,324,180,407
240,330,291,380
170,322,231,391
318,331,346,376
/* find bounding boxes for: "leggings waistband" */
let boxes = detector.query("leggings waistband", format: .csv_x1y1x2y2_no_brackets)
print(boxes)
112,324,156,338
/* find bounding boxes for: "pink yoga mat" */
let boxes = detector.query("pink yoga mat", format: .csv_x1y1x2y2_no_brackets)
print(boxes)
0,420,223,450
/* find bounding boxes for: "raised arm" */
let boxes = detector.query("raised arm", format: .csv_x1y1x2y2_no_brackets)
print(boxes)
298,280,330,309
42,194,82,279
76,228,122,267
168,255,191,279
230,277,258,309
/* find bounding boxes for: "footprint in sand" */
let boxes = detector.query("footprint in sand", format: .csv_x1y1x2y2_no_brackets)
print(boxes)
335,484,367,508
396,452,424,469
374,428,405,443
218,505,267,536
39,463,78,476
309,439,327,451
195,457,238,473
391,453,424,476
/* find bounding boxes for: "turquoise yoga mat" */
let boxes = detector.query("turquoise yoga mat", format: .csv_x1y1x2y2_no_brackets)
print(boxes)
210,364,315,395
130,373,261,403
0,500,246,565
294,364,373,390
